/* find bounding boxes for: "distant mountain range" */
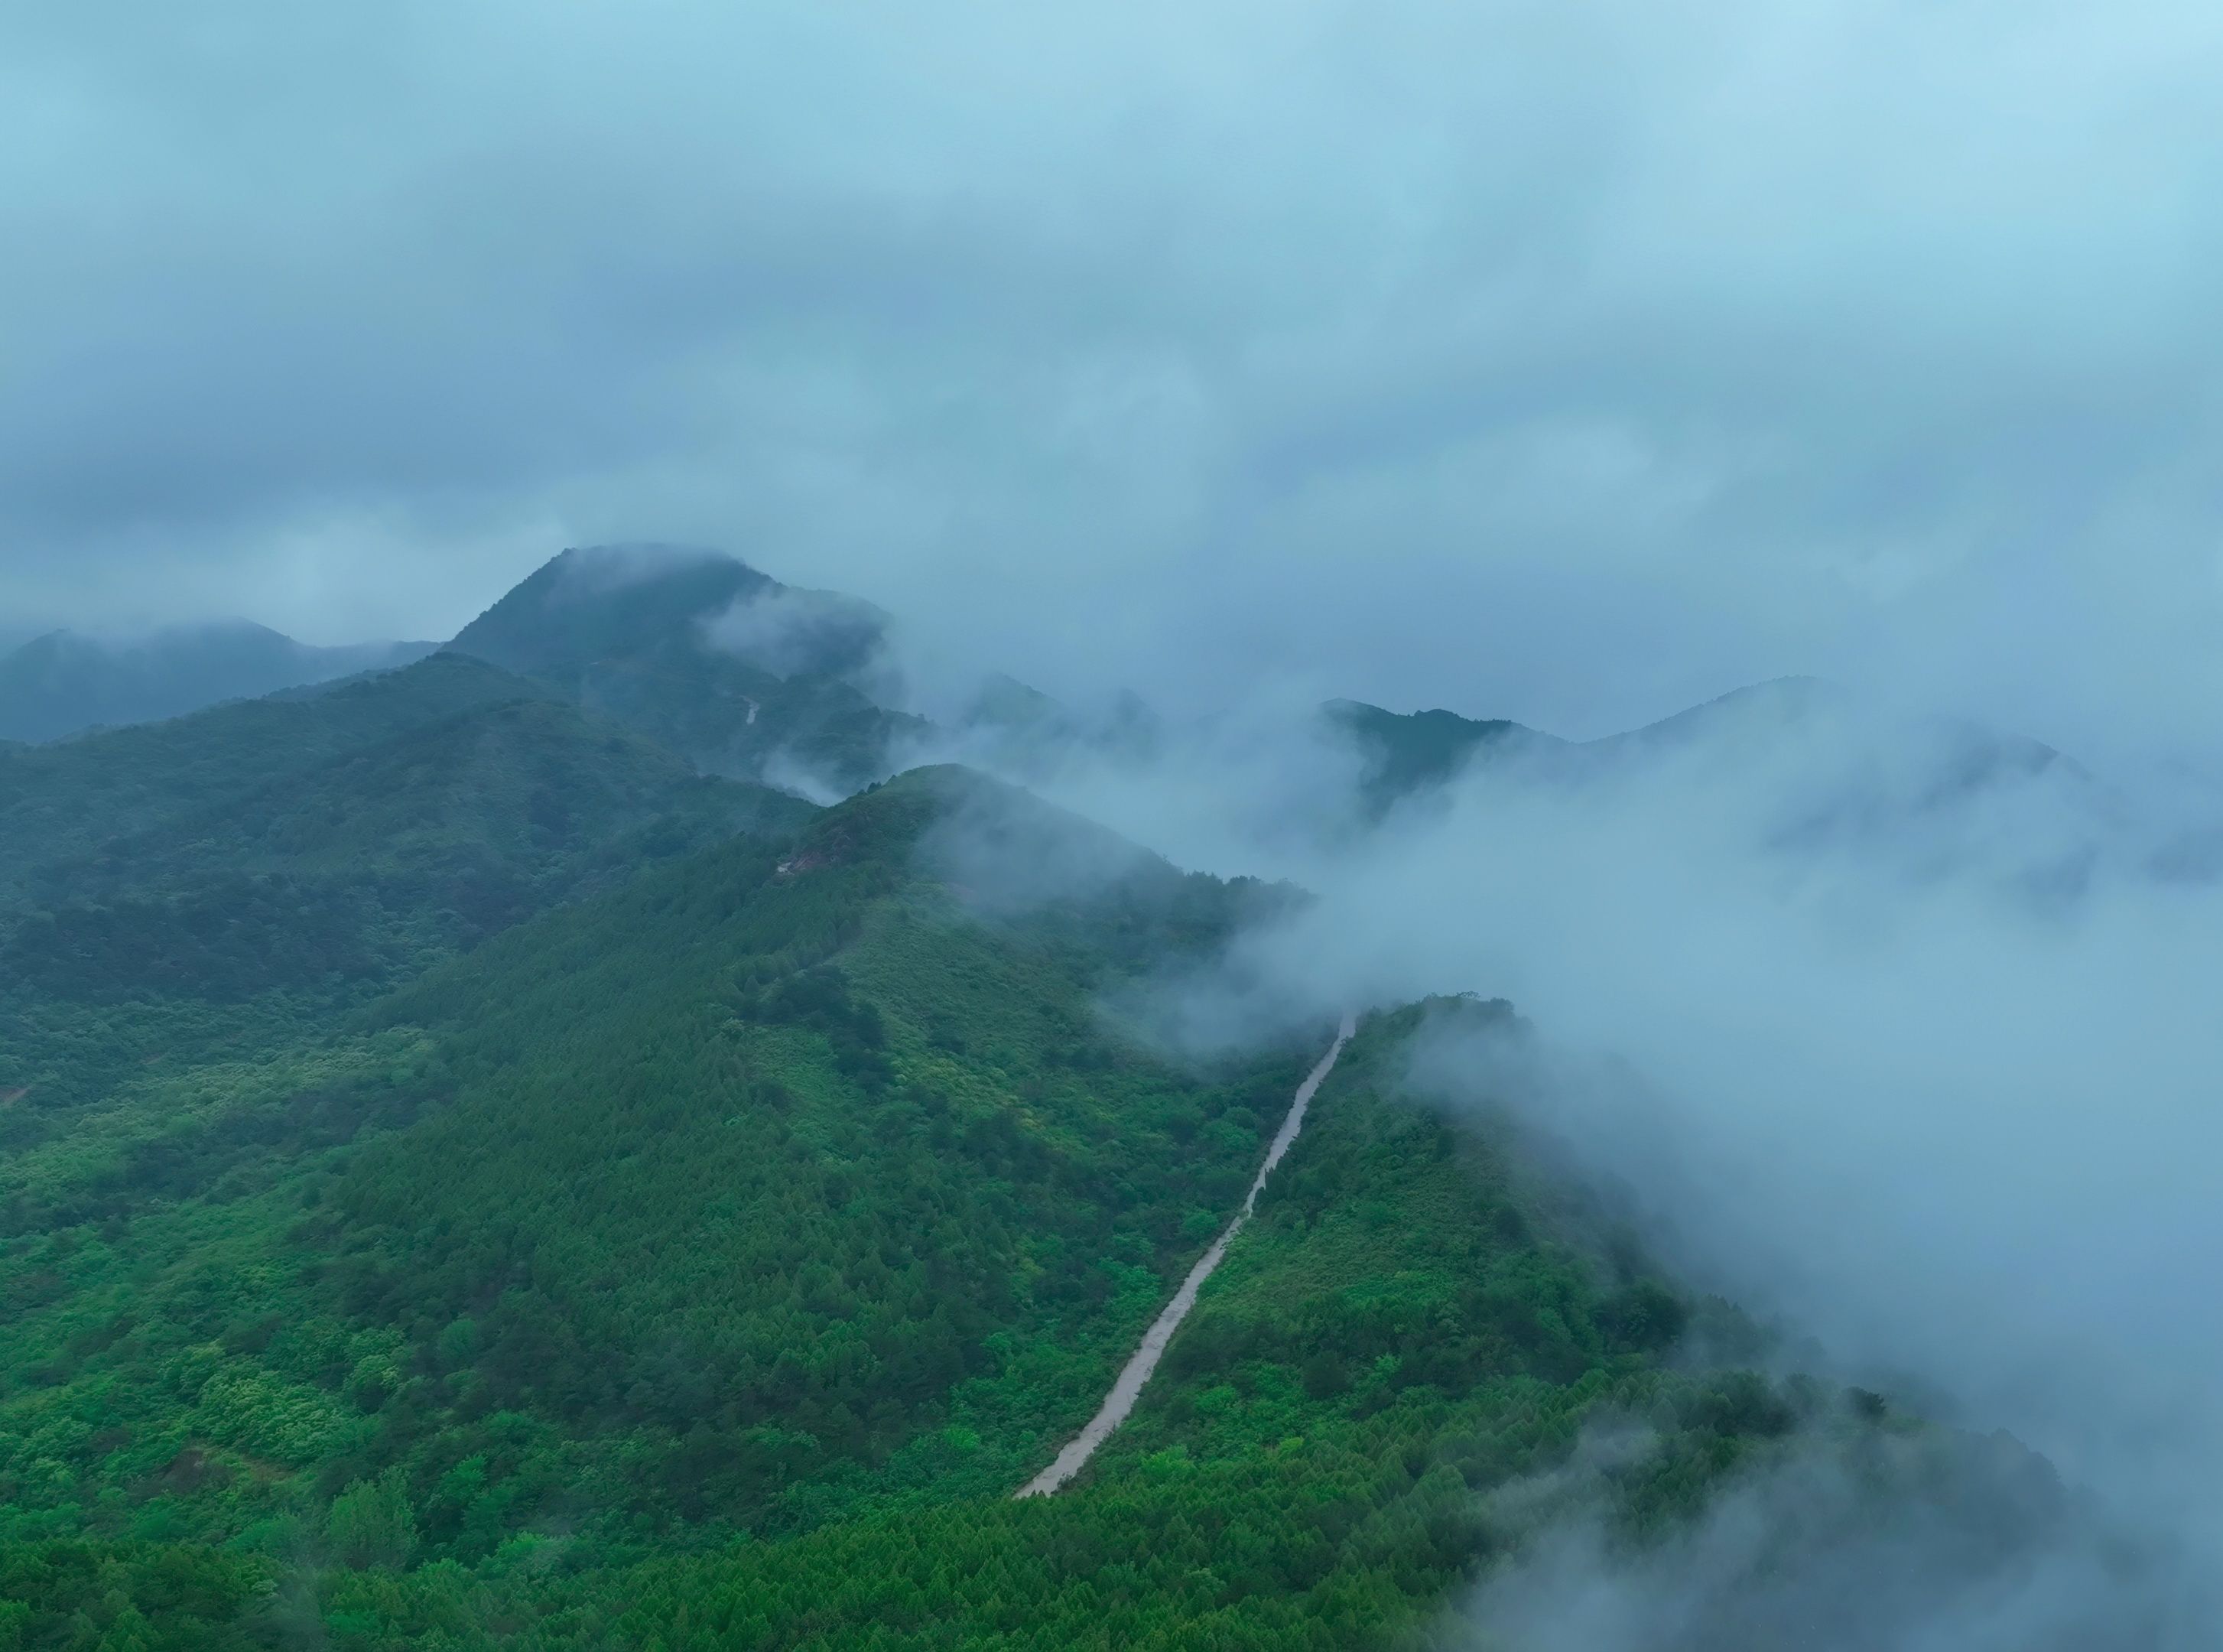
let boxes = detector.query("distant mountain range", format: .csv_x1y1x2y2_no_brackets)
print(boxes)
0,620,434,743
1321,675,2153,895
1330,675,2078,806
14,545,2199,899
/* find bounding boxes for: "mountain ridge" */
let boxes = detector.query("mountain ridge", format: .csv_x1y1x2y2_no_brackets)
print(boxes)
0,544,2176,1647
0,620,435,744
447,544,925,792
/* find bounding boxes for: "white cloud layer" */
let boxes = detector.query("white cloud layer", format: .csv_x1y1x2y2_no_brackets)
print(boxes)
1026,692,2223,1641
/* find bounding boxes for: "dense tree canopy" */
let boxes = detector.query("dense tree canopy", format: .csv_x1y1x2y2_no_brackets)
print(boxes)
0,639,2062,1647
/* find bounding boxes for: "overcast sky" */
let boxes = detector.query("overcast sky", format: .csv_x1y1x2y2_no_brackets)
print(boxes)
3,0,2219,750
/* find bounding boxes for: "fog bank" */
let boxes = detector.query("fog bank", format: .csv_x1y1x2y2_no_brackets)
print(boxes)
944,680,2223,1641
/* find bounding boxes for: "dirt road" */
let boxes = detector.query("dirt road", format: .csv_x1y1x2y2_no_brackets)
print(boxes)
1015,1012,1359,1498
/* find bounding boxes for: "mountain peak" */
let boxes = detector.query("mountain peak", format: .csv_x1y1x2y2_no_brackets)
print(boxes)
1324,698,1548,814
448,545,774,677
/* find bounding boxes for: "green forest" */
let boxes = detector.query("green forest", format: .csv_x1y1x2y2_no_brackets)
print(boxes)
0,561,2068,1649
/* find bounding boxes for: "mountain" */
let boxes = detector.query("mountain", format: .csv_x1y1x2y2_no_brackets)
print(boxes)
0,557,2163,1647
938,674,1171,785
1330,678,2082,808
1594,678,2131,893
0,771,1329,1593
0,710,2087,1647
0,620,434,743
1594,675,2078,792
448,543,772,675
1323,698,1562,817
0,650,810,1107
0,651,558,895
1325,679,2140,896
448,544,925,792
0,756,1818,1648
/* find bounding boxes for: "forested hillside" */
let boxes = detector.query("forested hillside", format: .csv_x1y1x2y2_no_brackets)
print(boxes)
0,556,2110,1650
0,756,1365,1644
1,654,560,895
283,1001,2085,1651
0,977,2066,1650
0,654,808,1120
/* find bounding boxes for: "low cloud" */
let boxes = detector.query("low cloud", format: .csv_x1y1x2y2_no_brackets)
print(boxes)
1461,1425,2195,1651
701,583,885,679
942,678,2223,1637
549,542,735,602
5,2,2221,756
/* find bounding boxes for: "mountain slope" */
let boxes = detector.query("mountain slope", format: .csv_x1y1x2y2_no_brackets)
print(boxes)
0,621,434,743
0,768,1320,1569
0,558,2158,1648
1595,675,2078,791
1324,699,1561,816
5,697,807,1007
0,755,2137,1648
203,999,2098,1652
0,652,551,896
0,807,1732,1649
0,655,812,1112
447,544,775,678
448,545,925,790
1328,680,2134,896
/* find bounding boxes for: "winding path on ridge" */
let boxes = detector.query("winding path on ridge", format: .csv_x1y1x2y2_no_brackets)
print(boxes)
1016,1011,1360,1498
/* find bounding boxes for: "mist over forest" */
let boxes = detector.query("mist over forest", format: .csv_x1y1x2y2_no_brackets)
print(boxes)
4,2,2220,1647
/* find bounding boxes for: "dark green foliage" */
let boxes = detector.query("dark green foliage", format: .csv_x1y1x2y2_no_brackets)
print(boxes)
0,1541,277,1650
0,653,546,897
0,932,1822,1650
7,696,803,1003
447,545,927,791
1323,700,1553,816
445,545,774,680
573,636,925,793
1597,1280,1688,1352
49,999,1843,1652
6,875,388,1004
0,680,807,1117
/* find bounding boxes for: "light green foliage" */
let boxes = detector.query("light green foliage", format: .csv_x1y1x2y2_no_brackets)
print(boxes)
328,1471,418,1571
206,1002,1835,1652
0,764,1395,1644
